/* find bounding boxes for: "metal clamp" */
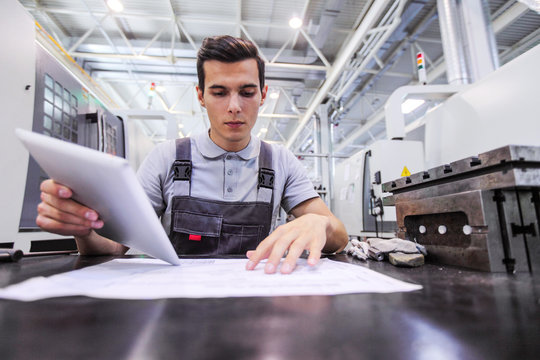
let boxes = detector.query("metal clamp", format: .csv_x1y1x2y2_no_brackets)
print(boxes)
172,160,192,181
258,168,274,189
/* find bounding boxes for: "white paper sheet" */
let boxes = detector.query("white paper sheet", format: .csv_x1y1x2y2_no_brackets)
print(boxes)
0,258,422,301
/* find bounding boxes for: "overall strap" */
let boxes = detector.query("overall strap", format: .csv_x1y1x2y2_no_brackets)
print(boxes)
172,137,192,196
257,141,274,204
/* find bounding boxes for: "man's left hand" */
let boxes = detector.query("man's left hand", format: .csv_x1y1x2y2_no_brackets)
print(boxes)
245,213,330,274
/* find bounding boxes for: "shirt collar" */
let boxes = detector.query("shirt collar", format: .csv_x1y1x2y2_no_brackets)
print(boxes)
194,130,260,160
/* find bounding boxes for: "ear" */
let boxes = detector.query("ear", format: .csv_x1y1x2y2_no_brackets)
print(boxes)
260,84,268,106
196,86,205,107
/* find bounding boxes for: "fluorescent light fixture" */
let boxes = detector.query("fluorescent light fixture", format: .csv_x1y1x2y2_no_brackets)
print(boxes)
107,0,124,12
401,99,425,114
269,91,279,99
289,17,303,29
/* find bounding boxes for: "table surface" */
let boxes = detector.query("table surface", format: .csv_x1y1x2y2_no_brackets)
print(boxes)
1,254,539,360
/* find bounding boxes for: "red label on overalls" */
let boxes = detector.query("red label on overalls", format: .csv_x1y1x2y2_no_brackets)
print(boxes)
188,234,202,241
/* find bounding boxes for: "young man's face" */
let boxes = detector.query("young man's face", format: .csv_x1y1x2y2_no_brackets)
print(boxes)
197,59,267,152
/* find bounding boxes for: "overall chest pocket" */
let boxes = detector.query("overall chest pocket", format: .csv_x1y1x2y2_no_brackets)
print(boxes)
220,223,263,254
171,211,264,255
172,211,222,255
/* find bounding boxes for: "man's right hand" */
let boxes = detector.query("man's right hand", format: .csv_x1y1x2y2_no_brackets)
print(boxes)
36,179,104,236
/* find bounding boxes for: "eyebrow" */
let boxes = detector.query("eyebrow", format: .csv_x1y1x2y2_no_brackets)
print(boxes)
208,84,258,90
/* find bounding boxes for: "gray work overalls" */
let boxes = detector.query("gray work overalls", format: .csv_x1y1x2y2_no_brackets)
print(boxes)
169,138,275,255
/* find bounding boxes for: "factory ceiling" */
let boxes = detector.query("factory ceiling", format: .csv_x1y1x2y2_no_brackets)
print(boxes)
19,0,540,172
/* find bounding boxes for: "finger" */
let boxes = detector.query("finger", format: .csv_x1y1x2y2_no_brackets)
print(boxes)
246,249,270,261
37,201,103,229
40,192,100,222
280,239,307,274
245,240,274,270
36,214,94,237
264,229,300,274
40,179,72,199
307,243,323,266
245,226,287,271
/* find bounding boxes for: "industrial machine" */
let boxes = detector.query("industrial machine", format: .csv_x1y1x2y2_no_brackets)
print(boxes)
333,140,424,238
379,43,540,272
0,1,126,253
384,145,540,273
334,34,540,274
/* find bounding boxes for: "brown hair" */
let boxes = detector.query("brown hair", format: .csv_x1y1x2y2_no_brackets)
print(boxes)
197,35,265,93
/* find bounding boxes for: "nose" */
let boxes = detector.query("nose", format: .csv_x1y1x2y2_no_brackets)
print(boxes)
227,93,241,114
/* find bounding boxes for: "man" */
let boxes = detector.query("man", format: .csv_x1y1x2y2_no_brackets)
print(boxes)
37,35,348,274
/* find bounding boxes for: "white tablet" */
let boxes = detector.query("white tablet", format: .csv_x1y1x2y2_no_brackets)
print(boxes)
15,128,180,266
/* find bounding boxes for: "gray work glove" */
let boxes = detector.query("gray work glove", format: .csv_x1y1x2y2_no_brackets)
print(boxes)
367,238,420,254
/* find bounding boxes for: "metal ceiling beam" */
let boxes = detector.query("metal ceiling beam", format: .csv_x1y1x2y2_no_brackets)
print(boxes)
290,0,311,48
67,13,109,53
331,0,406,101
500,26,540,63
140,22,169,56
70,51,328,72
337,5,438,124
298,28,331,68
167,0,197,51
23,5,307,31
236,0,242,38
32,1,68,48
285,0,393,149
333,1,533,154
492,1,529,33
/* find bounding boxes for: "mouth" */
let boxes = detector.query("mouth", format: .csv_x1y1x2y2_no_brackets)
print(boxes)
225,121,244,128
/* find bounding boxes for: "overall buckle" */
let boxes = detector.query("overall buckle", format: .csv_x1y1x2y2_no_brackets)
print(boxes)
172,160,192,181
258,168,274,189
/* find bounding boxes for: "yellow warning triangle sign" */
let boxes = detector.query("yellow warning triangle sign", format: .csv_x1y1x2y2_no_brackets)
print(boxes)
401,166,411,177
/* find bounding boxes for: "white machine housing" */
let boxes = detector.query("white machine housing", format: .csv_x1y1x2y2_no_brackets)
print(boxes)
1,1,129,252
424,43,540,168
333,140,424,238
0,1,39,249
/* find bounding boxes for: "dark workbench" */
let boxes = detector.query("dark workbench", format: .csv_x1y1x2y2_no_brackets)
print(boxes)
0,254,539,360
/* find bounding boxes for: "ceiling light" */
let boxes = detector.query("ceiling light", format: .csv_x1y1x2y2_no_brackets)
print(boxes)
177,123,184,129
107,0,124,13
289,17,303,29
269,92,279,100
260,128,268,133
401,99,425,114
156,85,166,93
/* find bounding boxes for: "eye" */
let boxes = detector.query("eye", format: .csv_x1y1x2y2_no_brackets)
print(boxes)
211,91,226,97
241,91,256,97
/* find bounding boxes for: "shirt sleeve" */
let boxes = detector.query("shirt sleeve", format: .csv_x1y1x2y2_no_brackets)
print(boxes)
136,140,174,218
278,146,319,213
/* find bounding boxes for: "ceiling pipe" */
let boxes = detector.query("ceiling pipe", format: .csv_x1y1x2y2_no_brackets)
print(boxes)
331,0,406,101
339,6,438,121
285,0,393,149
437,0,470,84
333,0,531,154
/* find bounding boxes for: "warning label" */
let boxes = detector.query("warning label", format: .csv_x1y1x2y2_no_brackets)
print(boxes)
401,166,411,177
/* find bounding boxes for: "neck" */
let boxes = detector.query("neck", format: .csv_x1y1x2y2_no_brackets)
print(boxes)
208,130,251,152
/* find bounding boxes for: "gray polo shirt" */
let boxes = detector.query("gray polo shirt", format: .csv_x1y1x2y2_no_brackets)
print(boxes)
137,131,318,235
